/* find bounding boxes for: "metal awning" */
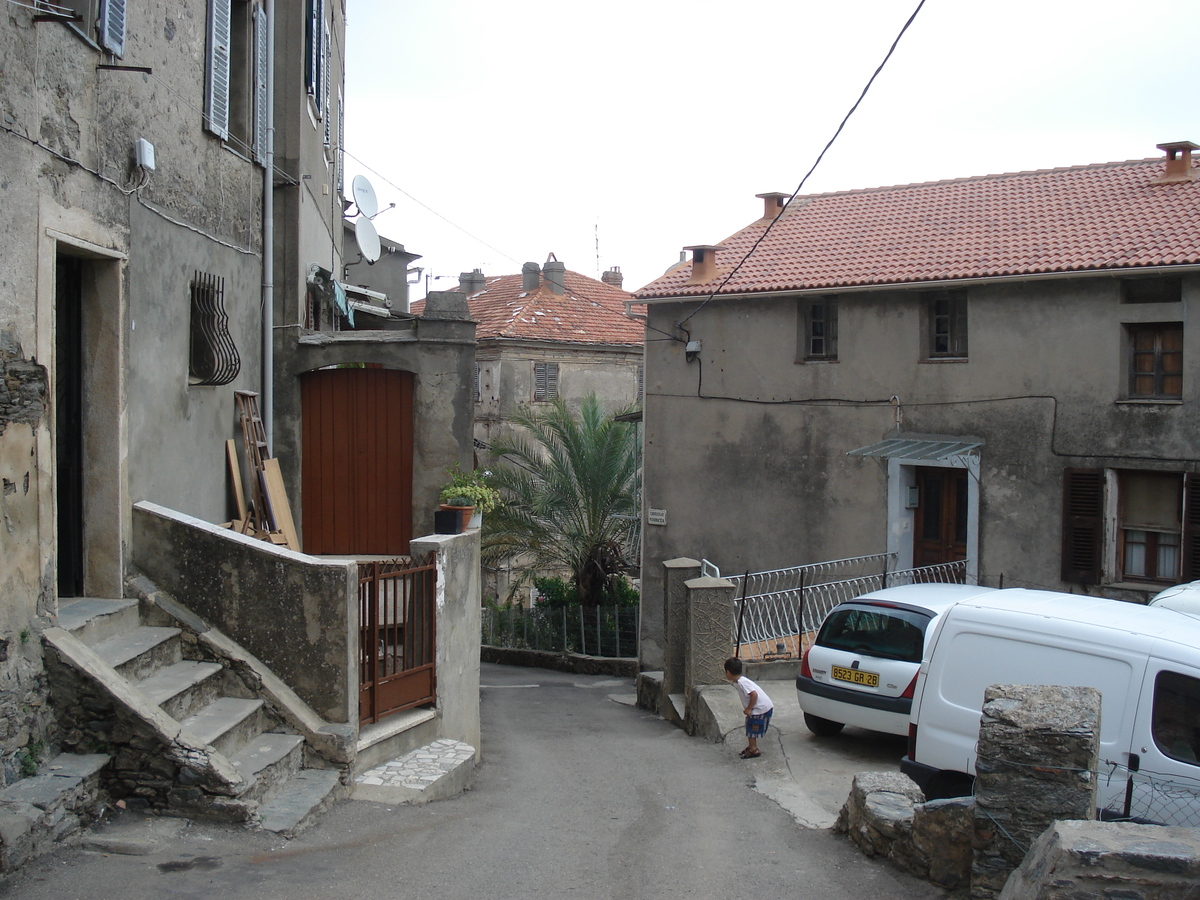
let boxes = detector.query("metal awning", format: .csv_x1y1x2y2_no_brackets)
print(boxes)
847,436,982,460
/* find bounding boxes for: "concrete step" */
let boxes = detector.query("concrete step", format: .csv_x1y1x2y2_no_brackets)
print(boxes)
180,697,264,758
137,660,224,721
0,753,110,873
92,626,182,680
57,598,140,647
353,707,438,776
352,739,476,806
257,768,343,836
228,733,304,799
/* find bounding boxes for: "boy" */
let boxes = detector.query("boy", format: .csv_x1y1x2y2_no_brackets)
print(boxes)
724,657,773,759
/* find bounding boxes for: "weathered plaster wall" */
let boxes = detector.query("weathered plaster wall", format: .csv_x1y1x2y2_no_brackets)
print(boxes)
131,502,356,724
639,276,1200,668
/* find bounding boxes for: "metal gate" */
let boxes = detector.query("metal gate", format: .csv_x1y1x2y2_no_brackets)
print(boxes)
359,554,436,725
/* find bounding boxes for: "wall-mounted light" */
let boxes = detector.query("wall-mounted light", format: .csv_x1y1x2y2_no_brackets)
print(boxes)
685,340,702,363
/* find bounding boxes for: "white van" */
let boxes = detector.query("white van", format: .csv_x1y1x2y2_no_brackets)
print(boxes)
1150,581,1200,619
901,589,1200,826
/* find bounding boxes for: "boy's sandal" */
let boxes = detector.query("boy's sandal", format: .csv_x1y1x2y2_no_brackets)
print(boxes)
739,748,761,759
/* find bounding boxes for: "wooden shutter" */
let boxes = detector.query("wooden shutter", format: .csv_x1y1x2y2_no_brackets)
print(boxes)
204,0,232,139
306,0,323,100
98,0,126,58
1061,467,1104,584
322,18,331,138
253,3,269,164
1181,474,1200,581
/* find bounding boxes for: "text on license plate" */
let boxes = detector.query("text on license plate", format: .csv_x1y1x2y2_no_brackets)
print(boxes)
831,665,879,687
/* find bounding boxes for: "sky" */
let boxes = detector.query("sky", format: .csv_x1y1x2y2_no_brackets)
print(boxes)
342,0,1200,300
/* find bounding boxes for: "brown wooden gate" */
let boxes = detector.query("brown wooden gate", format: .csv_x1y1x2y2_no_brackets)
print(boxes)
301,367,414,555
359,555,437,725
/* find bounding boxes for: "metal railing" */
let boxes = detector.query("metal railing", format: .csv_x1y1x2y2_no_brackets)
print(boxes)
483,604,638,658
721,556,968,653
359,554,437,724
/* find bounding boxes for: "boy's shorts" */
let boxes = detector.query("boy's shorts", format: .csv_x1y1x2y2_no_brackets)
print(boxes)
745,710,772,737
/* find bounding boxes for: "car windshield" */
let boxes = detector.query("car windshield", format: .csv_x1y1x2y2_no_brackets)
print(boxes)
815,604,933,662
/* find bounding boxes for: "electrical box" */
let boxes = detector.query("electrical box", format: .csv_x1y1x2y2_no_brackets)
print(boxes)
135,138,156,171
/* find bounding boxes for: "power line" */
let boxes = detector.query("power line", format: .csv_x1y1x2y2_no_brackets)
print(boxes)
677,0,928,329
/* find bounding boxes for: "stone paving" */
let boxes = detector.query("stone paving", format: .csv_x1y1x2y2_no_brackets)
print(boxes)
354,739,475,792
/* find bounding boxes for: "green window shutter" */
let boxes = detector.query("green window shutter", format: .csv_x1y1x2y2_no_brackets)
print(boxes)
1061,467,1104,584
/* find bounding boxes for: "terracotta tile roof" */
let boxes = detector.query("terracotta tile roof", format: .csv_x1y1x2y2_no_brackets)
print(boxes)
415,270,643,345
635,154,1200,299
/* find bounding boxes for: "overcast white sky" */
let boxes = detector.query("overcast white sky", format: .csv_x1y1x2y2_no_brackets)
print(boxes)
342,1,1200,299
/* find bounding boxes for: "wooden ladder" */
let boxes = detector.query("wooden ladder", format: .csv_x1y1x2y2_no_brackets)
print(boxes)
231,391,300,550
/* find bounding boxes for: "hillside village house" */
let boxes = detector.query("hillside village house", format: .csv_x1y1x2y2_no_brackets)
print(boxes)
631,143,1200,671
0,0,477,858
412,258,643,601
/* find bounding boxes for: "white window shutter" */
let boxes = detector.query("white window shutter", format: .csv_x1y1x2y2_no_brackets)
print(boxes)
253,4,269,163
204,0,232,140
322,17,331,135
99,0,126,58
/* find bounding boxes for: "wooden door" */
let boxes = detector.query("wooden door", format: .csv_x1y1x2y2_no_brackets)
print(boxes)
55,255,84,597
301,367,414,555
913,467,968,567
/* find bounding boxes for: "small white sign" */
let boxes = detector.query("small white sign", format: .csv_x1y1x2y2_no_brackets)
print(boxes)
647,508,667,526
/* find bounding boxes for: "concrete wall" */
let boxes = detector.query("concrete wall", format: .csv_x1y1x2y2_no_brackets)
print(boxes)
412,531,482,759
639,275,1200,668
132,502,357,724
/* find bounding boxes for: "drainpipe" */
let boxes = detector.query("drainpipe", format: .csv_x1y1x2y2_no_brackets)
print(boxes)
261,0,276,453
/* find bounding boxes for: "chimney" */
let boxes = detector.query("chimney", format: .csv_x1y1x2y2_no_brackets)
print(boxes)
1153,141,1198,184
543,258,566,295
521,262,540,291
684,245,724,283
756,191,790,220
458,268,486,295
601,266,623,288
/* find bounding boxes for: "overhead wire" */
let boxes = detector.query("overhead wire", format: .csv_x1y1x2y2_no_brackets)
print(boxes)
676,0,928,330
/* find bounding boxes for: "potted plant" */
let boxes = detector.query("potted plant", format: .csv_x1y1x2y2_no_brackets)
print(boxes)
439,465,500,530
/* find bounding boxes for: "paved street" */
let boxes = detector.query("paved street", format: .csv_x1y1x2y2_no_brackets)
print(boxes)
2,664,938,899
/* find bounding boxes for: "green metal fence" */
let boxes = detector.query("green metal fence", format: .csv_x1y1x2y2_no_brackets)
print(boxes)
482,604,638,658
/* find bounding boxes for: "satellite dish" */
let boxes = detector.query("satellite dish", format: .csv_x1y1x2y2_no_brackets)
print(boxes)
351,175,379,219
354,215,381,263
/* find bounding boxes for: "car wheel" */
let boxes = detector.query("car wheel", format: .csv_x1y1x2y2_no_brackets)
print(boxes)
803,713,845,736
925,772,974,800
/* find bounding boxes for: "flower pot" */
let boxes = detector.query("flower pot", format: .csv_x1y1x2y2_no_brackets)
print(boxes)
440,503,474,533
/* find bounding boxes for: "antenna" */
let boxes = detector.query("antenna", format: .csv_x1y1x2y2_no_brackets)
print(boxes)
354,216,381,264
344,175,383,264
351,174,379,218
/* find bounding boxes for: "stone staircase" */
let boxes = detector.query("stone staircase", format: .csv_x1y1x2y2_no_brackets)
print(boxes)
41,592,350,835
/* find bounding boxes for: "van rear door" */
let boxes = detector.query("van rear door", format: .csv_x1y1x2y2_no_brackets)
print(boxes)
1116,657,1200,827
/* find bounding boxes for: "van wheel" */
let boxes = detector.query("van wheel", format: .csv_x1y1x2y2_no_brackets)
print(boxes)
803,713,845,736
925,772,974,800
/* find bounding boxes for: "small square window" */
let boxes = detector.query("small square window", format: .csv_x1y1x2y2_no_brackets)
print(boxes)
924,290,967,359
1127,323,1182,399
798,297,838,361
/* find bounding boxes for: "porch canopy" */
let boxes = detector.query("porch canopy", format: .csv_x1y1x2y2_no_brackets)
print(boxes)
847,434,982,461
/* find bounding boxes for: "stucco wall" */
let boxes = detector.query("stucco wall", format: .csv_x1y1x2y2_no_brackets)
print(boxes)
132,502,356,724
638,276,1200,667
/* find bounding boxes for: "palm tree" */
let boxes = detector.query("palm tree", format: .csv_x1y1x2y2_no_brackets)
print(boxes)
483,394,640,606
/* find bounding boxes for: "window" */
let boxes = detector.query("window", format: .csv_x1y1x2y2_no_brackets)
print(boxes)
1127,323,1182,400
924,290,967,359
1062,469,1200,586
637,364,644,400
205,1,268,163
1122,276,1182,304
799,297,838,361
48,0,125,56
1151,671,1200,766
306,0,327,120
473,363,481,403
533,362,559,402
189,271,241,386
1119,471,1182,583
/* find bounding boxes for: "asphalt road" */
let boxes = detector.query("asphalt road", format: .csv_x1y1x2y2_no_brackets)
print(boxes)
2,664,940,899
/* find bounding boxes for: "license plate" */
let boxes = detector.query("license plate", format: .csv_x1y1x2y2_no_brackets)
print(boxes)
832,665,879,687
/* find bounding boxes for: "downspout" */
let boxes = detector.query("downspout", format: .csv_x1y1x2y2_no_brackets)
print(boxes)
261,0,275,453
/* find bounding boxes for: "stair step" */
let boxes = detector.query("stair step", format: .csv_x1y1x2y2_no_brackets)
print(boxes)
137,660,224,720
57,598,140,646
180,697,263,757
352,739,476,805
0,753,111,871
92,626,182,679
258,768,343,836
229,733,304,780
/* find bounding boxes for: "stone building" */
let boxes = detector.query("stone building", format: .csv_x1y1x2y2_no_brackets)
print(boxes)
631,145,1200,669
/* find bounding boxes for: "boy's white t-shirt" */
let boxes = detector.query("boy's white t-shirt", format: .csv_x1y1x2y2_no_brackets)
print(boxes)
733,675,774,716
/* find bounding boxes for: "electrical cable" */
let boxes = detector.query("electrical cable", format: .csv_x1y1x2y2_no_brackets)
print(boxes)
676,0,928,331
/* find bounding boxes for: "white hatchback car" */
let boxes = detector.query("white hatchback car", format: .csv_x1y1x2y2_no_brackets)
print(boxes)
796,583,995,736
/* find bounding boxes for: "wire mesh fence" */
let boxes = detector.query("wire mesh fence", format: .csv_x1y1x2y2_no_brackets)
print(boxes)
482,604,639,658
1099,760,1200,827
